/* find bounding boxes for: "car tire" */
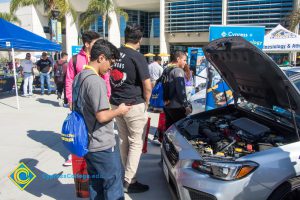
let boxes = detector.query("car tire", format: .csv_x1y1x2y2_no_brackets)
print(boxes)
268,177,300,200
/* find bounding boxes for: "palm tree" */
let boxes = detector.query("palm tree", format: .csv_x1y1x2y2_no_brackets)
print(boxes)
80,0,128,39
0,12,21,24
10,0,77,23
287,8,300,31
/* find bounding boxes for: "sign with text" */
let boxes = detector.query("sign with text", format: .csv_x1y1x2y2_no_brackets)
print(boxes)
72,46,82,56
205,25,265,110
209,25,265,49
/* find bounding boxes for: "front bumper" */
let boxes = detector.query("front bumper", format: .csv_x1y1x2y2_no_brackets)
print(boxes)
161,135,271,200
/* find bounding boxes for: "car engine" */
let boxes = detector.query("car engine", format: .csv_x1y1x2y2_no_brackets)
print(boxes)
178,115,287,159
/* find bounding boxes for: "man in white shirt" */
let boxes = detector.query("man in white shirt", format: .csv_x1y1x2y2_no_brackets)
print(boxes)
148,56,163,87
21,53,34,97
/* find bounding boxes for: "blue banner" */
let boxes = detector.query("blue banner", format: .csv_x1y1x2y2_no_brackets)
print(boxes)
50,19,57,42
209,25,265,49
205,25,265,111
187,47,205,74
71,46,82,56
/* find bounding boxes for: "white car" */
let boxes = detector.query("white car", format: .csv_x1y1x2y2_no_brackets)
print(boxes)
162,37,300,200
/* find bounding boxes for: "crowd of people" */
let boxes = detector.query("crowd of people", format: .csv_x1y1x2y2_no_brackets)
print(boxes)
17,24,194,200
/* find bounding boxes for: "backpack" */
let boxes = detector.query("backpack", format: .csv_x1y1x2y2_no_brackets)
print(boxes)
61,74,96,157
55,61,67,82
149,67,175,108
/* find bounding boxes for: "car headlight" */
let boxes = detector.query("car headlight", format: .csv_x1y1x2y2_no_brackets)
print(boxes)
192,160,258,181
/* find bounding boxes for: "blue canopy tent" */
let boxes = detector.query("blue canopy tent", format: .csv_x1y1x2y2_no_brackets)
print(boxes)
0,18,61,109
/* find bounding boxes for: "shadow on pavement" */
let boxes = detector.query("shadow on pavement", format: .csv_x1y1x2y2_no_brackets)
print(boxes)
27,130,69,160
36,98,60,107
0,101,17,109
19,158,79,199
0,92,15,99
149,126,157,136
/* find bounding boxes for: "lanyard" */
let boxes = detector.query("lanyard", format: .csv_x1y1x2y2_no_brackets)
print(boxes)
84,65,99,76
168,63,177,68
124,44,136,51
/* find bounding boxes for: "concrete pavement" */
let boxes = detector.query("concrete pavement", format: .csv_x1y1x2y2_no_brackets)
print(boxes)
0,92,172,200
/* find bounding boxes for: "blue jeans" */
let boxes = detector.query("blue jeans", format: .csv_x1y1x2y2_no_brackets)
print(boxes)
40,72,51,94
85,145,124,200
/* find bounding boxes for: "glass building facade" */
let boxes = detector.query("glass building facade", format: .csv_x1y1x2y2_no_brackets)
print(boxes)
227,0,294,29
88,10,160,54
121,10,160,38
89,16,108,37
165,0,294,33
165,0,223,32
120,10,160,54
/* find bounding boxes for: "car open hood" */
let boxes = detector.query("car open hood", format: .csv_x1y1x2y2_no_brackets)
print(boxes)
203,37,300,114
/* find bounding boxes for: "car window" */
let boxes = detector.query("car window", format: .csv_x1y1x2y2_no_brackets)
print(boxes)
294,79,300,91
284,70,299,77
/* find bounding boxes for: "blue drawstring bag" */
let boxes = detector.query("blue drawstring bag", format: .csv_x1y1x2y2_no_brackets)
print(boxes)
150,82,164,109
150,67,176,109
61,111,89,157
61,74,96,157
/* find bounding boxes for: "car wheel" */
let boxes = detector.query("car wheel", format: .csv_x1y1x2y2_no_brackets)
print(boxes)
268,177,300,200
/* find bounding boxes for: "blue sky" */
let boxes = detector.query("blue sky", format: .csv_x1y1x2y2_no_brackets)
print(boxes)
0,0,10,2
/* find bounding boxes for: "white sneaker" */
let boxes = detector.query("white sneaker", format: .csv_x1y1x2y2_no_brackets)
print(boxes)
63,155,72,166
63,159,72,166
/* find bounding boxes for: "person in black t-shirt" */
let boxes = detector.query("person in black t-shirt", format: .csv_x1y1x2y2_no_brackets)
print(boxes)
110,24,152,193
37,52,52,95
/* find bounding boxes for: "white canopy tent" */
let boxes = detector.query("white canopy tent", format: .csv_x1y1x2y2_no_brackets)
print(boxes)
263,24,300,53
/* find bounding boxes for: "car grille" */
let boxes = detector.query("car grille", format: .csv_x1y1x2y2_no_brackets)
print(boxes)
163,136,178,166
185,187,217,200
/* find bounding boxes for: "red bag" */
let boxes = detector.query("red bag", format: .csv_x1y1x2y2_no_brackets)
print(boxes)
157,112,166,142
72,154,89,198
142,117,151,153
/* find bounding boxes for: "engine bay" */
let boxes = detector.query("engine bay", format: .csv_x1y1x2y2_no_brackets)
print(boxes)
177,107,296,159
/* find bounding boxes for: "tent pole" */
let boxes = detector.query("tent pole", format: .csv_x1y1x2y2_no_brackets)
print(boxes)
11,48,20,110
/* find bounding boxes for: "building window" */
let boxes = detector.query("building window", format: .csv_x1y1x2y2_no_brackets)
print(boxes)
121,10,160,38
140,45,149,54
88,16,108,37
227,0,293,29
165,0,222,33
170,45,189,53
153,45,160,54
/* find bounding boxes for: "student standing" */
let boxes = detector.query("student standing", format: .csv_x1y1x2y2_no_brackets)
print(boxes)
21,53,34,97
148,56,163,88
110,24,152,193
36,52,52,95
53,52,68,106
73,39,131,200
164,51,192,129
